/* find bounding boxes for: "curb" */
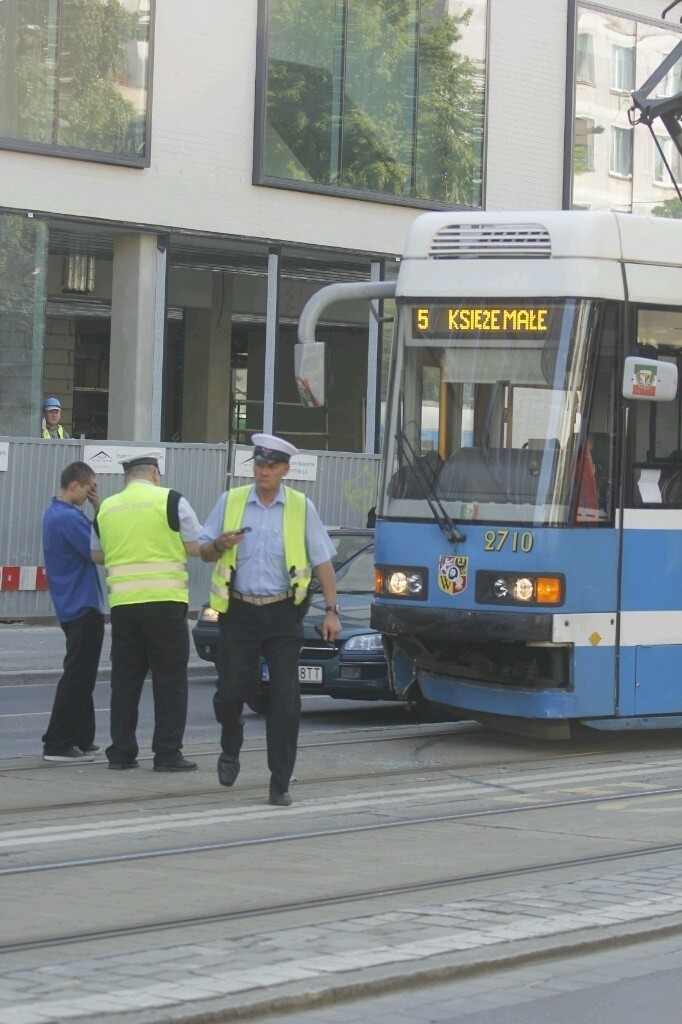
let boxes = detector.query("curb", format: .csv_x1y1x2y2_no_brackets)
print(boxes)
0,664,217,687
90,910,682,1024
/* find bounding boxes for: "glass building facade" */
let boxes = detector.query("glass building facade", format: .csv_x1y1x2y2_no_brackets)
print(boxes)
0,0,492,449
0,212,47,436
570,4,682,216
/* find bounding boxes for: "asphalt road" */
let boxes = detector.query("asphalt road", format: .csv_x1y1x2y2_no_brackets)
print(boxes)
0,674,409,760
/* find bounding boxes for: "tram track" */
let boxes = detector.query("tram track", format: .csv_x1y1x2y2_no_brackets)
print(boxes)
0,748,660,818
4,781,682,878
3,832,682,957
0,719,473,775
1,727,674,817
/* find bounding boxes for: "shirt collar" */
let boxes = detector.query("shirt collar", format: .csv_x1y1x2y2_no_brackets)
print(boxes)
247,484,286,508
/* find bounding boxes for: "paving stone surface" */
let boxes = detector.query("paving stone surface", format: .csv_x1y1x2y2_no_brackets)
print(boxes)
1,862,682,1023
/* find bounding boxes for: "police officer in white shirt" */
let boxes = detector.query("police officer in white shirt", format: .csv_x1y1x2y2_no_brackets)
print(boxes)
199,434,341,806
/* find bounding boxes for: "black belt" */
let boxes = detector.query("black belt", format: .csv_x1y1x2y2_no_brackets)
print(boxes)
231,589,293,606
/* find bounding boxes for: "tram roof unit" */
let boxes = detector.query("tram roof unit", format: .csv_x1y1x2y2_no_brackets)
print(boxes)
396,211,682,305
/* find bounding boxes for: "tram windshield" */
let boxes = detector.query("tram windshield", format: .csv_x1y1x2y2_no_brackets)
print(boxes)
382,297,617,526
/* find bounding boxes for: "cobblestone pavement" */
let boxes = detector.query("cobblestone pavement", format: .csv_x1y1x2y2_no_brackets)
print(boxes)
1,861,682,1024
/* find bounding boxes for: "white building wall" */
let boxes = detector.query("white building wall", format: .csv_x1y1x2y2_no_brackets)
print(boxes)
0,0,675,254
486,0,568,210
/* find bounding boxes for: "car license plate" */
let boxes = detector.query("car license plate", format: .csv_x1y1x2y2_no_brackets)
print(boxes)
299,666,322,683
261,664,322,683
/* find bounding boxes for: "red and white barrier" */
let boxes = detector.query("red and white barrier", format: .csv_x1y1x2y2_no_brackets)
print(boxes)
0,567,49,591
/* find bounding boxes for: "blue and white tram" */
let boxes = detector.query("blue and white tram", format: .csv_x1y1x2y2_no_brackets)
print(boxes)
298,211,682,737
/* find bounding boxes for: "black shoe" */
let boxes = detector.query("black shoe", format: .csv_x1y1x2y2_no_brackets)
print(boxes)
269,785,292,807
153,755,197,772
217,755,240,787
108,760,139,770
80,743,100,754
43,745,95,763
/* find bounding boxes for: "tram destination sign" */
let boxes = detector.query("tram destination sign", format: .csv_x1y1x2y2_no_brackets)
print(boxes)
412,303,557,339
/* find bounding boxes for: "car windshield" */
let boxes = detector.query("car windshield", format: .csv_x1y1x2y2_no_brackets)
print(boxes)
335,547,375,593
330,531,374,570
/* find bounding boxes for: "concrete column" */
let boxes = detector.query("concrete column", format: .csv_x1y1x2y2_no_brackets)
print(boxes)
108,233,162,441
181,273,232,442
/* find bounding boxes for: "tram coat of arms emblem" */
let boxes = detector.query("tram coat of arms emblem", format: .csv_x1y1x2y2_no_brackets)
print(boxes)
438,555,469,595
633,365,656,397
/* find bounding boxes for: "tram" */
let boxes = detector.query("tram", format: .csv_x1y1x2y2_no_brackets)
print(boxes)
297,211,682,737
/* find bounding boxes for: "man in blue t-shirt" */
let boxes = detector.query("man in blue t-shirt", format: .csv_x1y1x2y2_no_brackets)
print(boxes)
42,461,105,762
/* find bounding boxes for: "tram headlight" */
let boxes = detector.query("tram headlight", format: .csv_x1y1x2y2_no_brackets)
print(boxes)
376,566,427,599
476,572,564,606
512,577,534,602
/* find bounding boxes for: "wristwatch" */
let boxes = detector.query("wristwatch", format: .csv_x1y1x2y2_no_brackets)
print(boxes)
325,604,340,614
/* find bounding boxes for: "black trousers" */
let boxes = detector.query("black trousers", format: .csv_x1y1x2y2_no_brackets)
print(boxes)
214,598,302,793
106,602,190,767
43,609,104,753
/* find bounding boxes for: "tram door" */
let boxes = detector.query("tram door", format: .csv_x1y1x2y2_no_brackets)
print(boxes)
618,307,682,717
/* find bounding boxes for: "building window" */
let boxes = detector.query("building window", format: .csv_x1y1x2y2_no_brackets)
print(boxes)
574,116,596,173
576,32,595,85
654,136,681,186
657,60,682,99
0,0,152,164
610,44,635,94
610,125,633,177
256,0,486,207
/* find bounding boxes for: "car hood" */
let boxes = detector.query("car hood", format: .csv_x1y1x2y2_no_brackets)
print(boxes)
303,592,375,641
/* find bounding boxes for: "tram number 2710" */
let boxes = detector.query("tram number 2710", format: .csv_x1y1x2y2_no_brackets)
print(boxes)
483,530,534,553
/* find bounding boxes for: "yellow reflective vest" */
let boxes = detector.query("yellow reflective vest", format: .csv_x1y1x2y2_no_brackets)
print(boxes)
209,485,311,613
41,425,67,438
97,482,189,607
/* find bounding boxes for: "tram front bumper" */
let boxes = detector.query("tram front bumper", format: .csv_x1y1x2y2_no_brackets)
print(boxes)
371,603,553,643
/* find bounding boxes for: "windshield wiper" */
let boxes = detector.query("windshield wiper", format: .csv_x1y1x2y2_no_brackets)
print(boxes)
395,430,465,544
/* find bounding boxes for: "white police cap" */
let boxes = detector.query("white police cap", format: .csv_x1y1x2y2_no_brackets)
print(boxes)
117,449,163,471
250,433,298,464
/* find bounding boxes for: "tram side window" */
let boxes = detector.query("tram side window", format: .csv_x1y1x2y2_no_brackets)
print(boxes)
627,308,682,509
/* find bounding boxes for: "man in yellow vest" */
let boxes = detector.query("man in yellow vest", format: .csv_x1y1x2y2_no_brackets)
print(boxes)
91,450,202,771
41,397,70,439
200,433,341,806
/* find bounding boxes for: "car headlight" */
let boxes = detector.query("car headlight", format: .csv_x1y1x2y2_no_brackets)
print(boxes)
375,566,427,599
198,606,219,623
344,632,384,652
